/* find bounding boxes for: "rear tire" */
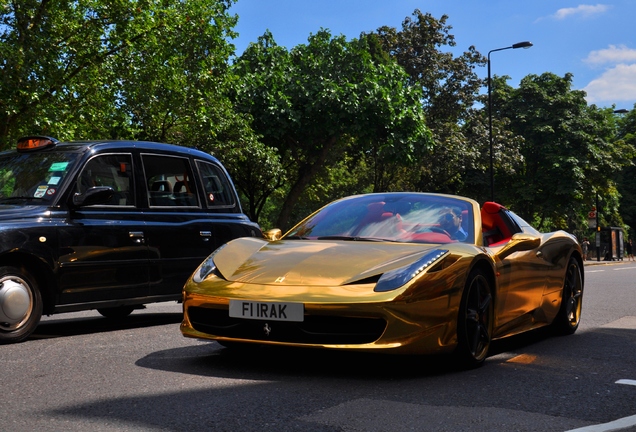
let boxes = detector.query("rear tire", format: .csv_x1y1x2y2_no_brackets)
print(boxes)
552,257,583,335
0,266,42,344
455,268,493,368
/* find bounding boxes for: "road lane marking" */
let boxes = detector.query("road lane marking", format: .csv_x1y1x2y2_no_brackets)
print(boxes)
601,316,636,329
565,414,636,432
585,269,605,273
613,267,636,270
565,380,636,431
302,398,593,431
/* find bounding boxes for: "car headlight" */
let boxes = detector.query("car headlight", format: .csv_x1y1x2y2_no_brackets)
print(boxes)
374,249,449,292
192,244,226,283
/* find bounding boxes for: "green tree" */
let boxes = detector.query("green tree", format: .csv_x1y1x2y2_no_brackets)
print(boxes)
232,30,431,229
372,10,484,127
495,72,635,231
208,111,286,224
0,0,241,149
615,104,636,235
369,10,489,195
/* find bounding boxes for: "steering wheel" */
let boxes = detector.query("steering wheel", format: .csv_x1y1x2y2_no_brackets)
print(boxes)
429,226,451,237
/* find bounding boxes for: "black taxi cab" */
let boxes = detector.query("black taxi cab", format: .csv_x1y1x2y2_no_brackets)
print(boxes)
0,136,261,343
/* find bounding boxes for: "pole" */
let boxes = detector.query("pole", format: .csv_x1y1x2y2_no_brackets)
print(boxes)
596,192,600,262
488,54,493,202
486,42,532,203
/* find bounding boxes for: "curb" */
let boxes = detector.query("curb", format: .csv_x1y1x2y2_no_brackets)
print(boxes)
583,260,632,266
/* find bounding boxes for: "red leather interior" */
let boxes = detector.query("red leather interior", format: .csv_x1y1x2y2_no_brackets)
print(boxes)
481,202,512,246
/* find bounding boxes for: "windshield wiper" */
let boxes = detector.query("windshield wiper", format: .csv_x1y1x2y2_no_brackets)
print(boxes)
0,196,43,202
316,235,394,242
316,235,359,241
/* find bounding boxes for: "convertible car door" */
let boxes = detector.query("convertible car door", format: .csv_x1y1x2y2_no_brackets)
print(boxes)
481,204,550,333
495,246,549,331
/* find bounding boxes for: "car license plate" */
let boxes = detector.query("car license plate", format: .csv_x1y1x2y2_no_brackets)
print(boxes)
229,300,304,322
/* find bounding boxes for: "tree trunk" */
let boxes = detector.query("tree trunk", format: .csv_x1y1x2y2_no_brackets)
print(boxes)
275,137,337,230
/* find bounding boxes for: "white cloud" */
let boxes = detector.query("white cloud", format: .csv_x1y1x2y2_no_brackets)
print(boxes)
584,45,636,65
552,4,611,20
583,64,636,103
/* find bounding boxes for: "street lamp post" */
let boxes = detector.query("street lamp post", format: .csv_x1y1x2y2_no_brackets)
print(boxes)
488,41,533,202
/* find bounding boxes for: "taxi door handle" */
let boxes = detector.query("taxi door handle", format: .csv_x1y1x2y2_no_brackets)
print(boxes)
129,231,145,244
200,231,212,242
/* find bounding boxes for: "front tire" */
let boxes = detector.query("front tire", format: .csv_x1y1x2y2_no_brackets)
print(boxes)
552,257,583,335
0,266,42,344
455,268,493,368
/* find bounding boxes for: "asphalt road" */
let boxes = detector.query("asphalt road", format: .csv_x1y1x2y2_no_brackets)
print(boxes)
1,260,635,432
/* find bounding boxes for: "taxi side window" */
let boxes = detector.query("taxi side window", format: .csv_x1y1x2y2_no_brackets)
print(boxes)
196,161,235,208
77,154,134,206
142,154,198,207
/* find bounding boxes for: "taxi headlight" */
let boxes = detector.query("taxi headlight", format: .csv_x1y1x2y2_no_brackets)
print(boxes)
192,245,226,283
374,249,449,292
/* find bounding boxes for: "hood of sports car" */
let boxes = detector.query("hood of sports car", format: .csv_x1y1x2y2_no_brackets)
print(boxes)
213,237,443,286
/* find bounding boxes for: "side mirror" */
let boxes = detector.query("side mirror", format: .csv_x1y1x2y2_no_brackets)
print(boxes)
263,228,282,241
71,186,114,208
497,233,541,259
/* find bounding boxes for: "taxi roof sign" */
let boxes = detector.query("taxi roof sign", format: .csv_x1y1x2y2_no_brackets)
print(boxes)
17,136,58,152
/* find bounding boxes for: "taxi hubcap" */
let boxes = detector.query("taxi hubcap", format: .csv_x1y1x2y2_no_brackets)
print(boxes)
0,277,32,327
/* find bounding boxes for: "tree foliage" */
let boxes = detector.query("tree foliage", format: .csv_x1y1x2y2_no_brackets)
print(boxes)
368,10,489,195
232,29,431,229
209,113,286,223
494,72,635,232
615,105,636,235
0,0,241,149
371,10,484,127
3,2,635,238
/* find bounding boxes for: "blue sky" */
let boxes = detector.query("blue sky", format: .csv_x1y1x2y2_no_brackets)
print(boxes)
228,1,636,110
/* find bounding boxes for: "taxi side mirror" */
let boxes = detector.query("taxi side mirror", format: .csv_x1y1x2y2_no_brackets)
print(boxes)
71,186,114,208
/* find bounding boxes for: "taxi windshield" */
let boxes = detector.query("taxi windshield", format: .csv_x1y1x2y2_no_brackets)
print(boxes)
0,150,79,204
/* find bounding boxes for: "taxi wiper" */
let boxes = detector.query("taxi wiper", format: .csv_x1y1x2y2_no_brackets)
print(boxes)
0,196,43,202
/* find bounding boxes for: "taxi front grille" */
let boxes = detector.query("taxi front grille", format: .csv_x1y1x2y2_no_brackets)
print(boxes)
187,306,386,345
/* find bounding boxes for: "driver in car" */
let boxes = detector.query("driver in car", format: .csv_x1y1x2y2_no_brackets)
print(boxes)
437,207,468,241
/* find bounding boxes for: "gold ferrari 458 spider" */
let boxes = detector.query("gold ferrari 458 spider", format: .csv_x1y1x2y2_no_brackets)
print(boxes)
181,192,584,367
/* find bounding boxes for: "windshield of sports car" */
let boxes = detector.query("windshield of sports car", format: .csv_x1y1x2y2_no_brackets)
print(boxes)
285,194,475,244
0,151,79,204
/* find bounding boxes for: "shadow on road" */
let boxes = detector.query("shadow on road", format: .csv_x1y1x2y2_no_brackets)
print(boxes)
29,311,182,341
134,325,568,381
40,325,636,432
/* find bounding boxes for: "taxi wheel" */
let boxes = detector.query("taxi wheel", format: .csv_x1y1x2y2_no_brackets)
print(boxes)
455,268,493,368
552,257,583,335
0,266,42,344
97,306,135,319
